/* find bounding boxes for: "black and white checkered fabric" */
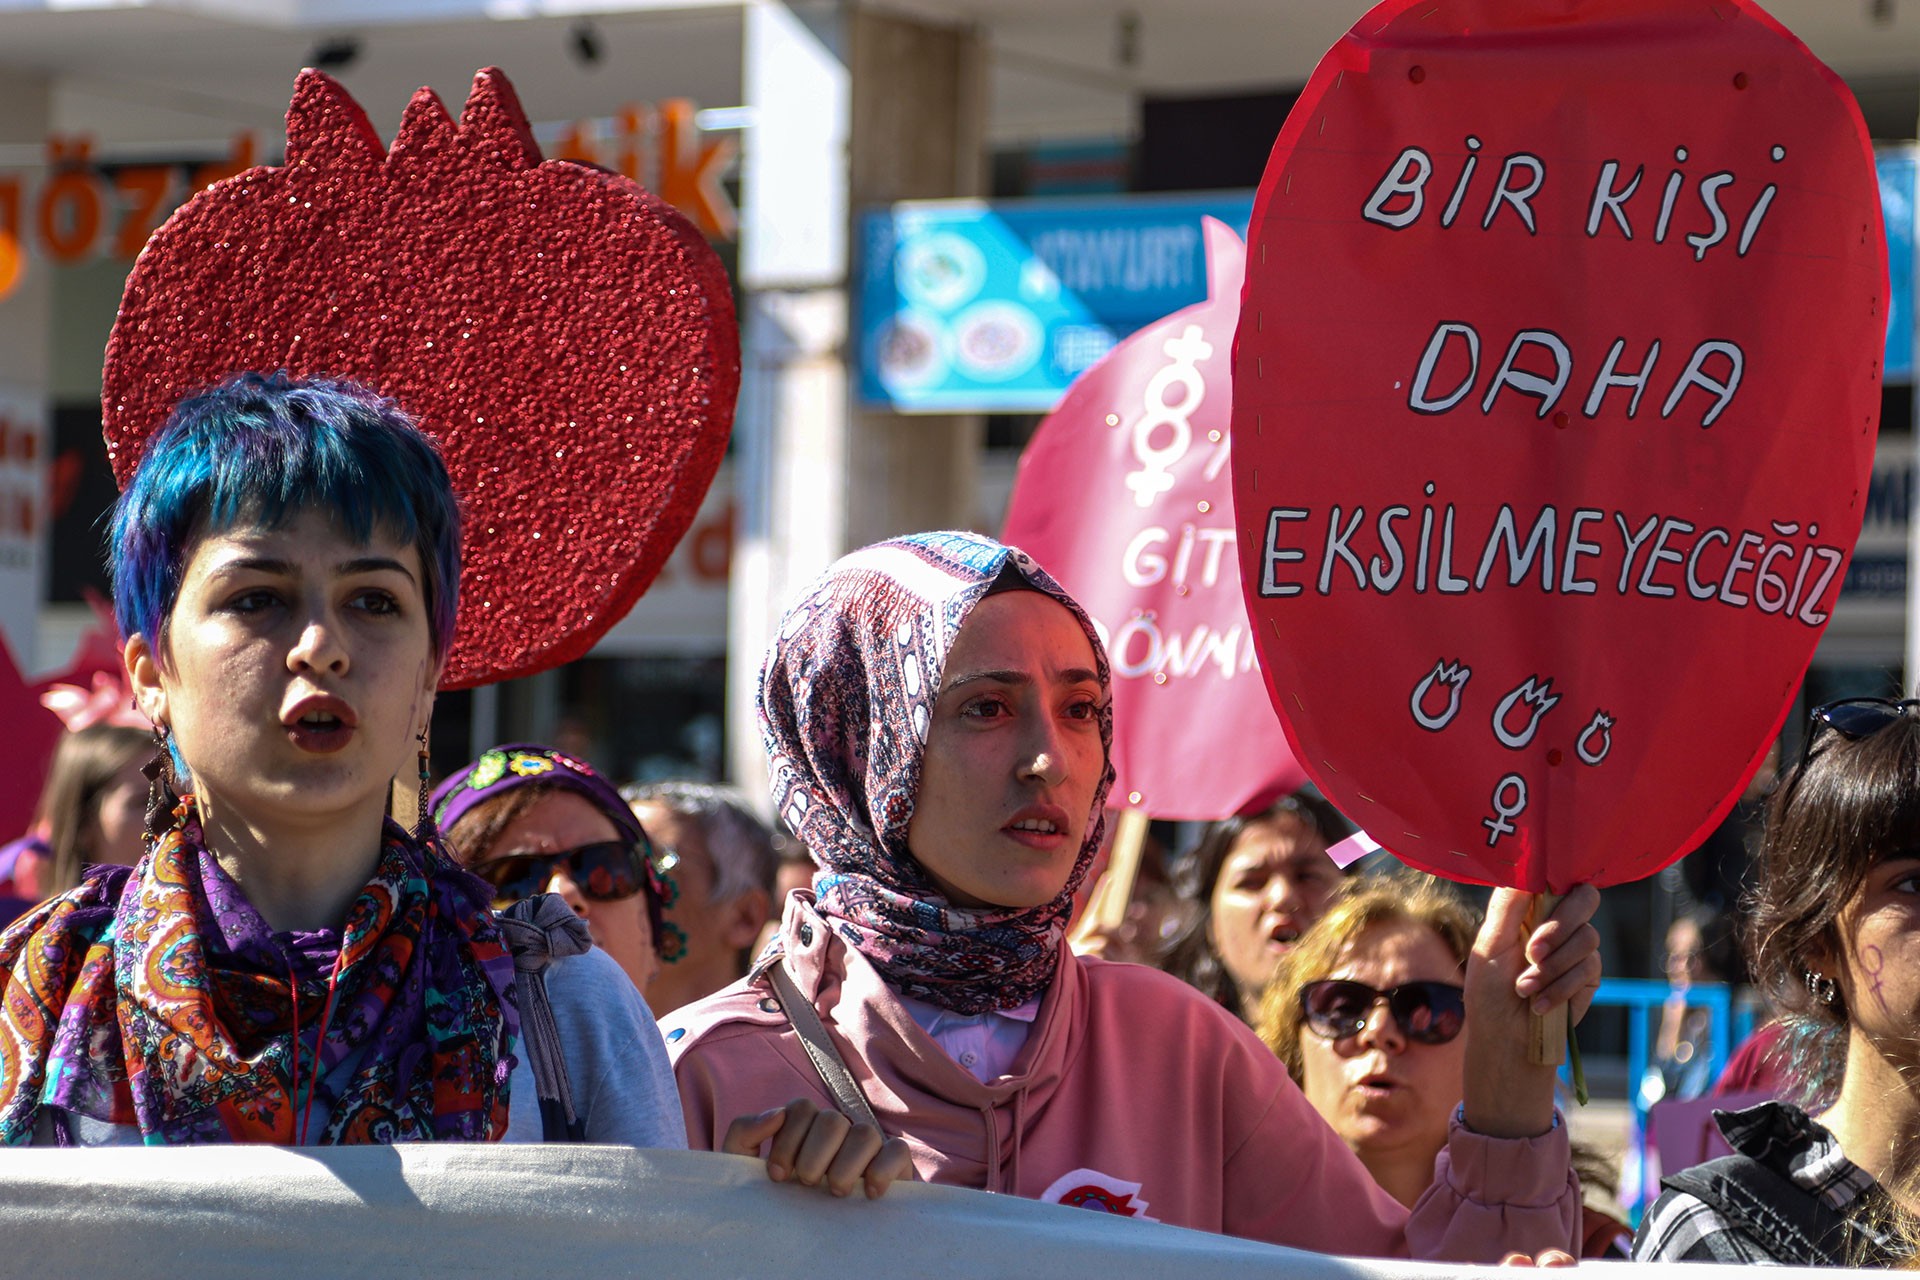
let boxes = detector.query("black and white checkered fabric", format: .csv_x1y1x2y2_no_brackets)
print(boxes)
1633,1103,1897,1263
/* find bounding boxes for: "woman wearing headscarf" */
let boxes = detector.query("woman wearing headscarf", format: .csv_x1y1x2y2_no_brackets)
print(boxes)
433,743,679,995
0,372,682,1147
666,531,1601,1260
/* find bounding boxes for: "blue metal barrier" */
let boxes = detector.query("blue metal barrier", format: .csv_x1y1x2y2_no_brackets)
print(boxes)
1572,979,1760,1217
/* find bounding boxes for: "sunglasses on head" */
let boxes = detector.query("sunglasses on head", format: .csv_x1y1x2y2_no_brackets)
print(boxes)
1781,698,1920,808
1298,979,1466,1045
1806,698,1920,751
474,840,663,910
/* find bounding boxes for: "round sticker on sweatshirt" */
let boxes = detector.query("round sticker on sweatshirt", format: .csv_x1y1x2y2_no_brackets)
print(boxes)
1040,1169,1156,1222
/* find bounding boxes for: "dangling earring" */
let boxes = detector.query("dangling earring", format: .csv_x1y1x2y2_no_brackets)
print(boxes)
416,726,434,835
141,722,179,843
1805,969,1840,1007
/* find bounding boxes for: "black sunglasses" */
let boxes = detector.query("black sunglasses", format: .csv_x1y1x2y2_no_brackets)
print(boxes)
475,840,671,909
1299,979,1466,1045
1782,698,1920,808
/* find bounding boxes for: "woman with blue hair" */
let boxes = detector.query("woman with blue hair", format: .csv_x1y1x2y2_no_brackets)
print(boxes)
0,371,684,1147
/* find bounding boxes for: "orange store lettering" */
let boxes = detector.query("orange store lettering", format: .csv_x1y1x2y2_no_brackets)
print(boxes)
0,99,737,301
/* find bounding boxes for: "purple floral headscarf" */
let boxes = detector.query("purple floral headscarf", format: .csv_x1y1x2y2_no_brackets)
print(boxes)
758,530,1115,1014
428,744,674,960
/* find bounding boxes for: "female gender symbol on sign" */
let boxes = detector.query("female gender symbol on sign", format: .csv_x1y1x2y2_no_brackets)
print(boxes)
1484,775,1528,847
1005,219,1303,820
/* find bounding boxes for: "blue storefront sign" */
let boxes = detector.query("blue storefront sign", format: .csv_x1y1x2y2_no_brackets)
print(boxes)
860,154,1917,413
857,192,1253,412
1880,147,1915,383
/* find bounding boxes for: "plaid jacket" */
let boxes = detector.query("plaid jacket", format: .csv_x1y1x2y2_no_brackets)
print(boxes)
1632,1101,1903,1265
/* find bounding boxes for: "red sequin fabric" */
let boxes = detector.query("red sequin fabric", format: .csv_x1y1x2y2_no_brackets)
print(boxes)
101,67,738,687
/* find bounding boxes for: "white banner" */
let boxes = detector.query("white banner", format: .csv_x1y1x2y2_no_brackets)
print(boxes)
0,1144,1869,1279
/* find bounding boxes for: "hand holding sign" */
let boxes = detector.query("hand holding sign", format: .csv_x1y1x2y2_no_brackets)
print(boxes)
1468,885,1604,1125
1233,0,1884,897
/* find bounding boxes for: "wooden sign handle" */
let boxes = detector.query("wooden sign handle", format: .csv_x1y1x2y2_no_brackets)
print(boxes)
1526,891,1568,1066
1069,809,1150,952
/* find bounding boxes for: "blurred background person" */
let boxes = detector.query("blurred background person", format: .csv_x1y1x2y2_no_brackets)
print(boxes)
34,722,150,898
1161,791,1350,1021
624,780,777,1017
1640,907,1738,1110
1068,818,1180,965
1261,872,1633,1258
1669,740,1780,924
0,723,149,915
754,826,815,957
435,744,675,994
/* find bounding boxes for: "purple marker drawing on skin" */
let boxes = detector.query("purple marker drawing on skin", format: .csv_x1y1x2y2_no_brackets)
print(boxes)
1861,943,1888,1014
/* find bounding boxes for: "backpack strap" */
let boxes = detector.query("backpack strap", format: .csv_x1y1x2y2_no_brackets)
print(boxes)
1662,1153,1868,1265
496,894,592,1142
763,957,883,1132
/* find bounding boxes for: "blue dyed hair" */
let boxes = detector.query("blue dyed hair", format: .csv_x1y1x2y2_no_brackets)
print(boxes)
109,371,462,660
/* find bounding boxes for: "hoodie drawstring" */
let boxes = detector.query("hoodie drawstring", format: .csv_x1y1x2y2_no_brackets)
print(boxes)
982,1085,1031,1195
983,1102,1001,1193
1009,1086,1029,1194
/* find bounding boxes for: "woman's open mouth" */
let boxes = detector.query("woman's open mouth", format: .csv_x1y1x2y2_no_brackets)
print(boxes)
282,694,358,754
1356,1073,1402,1100
1003,806,1071,849
1266,922,1302,951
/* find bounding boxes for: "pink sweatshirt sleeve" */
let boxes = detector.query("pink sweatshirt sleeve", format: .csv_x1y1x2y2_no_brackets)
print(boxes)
674,1041,726,1150
669,1006,840,1153
1223,1076,1579,1262
1408,1113,1581,1261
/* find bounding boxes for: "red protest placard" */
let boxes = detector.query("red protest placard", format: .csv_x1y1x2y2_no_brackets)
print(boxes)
1006,219,1303,819
0,634,61,845
1233,0,1885,892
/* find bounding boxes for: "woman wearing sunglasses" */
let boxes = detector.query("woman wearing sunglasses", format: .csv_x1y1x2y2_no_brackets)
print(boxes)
433,744,679,995
666,531,1602,1260
0,374,682,1148
1635,698,1920,1265
1262,873,1633,1258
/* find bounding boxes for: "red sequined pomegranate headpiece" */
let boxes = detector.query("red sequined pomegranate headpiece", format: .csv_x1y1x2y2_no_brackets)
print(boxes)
100,67,738,688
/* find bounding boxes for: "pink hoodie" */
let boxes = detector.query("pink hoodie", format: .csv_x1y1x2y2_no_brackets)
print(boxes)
666,895,1579,1261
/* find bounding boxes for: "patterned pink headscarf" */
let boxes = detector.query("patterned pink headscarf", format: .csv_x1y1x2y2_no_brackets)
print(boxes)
759,531,1115,1014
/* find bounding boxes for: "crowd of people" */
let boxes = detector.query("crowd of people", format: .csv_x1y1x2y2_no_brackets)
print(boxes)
0,371,1915,1268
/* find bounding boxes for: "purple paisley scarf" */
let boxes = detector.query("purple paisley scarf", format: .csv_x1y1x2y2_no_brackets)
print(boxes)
0,799,519,1145
759,530,1115,1014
